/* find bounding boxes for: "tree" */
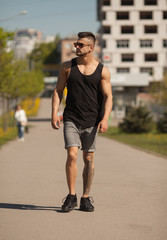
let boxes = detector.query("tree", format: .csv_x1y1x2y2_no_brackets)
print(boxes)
0,27,14,49
28,35,61,71
119,105,153,133
0,28,14,96
157,112,167,133
0,27,44,101
22,70,44,98
0,28,44,132
150,72,167,107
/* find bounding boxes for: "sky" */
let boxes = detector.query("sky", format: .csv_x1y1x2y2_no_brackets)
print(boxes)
0,0,100,38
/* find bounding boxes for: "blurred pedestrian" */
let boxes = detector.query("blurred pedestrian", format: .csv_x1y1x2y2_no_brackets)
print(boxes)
51,32,113,212
15,105,27,142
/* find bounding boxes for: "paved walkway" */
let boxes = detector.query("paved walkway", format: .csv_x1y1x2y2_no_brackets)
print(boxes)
0,99,167,240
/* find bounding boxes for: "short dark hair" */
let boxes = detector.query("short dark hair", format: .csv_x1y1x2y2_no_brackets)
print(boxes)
78,32,96,44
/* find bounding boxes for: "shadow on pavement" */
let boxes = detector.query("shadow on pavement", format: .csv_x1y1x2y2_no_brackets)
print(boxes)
0,203,81,213
0,203,80,213
28,118,51,122
0,203,61,212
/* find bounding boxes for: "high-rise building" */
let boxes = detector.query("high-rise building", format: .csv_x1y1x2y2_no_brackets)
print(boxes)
97,0,167,81
11,29,42,59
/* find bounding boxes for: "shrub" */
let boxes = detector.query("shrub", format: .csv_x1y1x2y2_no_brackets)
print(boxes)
119,105,153,133
157,112,167,133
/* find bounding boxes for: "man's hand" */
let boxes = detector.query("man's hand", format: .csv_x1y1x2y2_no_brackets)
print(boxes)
51,116,61,130
97,119,108,133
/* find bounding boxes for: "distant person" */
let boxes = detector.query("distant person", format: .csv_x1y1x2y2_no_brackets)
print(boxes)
15,105,27,142
51,32,113,212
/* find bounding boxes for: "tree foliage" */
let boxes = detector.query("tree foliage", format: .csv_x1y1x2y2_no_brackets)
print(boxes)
150,72,167,106
157,112,167,133
119,105,153,133
0,27,44,132
0,27,44,100
28,35,60,70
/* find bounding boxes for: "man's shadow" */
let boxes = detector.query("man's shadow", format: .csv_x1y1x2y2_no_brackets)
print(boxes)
0,203,74,213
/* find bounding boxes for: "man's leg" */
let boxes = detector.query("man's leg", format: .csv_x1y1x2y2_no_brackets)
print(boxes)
61,146,78,212
82,151,95,198
66,146,78,195
79,151,95,212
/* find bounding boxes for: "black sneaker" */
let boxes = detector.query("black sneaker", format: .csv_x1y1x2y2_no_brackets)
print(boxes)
61,194,77,212
79,197,94,212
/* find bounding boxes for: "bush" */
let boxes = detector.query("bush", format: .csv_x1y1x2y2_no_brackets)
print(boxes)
157,113,167,133
119,105,153,133
21,98,41,116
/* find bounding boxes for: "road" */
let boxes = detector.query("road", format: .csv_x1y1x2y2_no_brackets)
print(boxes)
0,98,167,240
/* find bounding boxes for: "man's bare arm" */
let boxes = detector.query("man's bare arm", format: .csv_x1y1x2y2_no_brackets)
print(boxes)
51,61,70,129
98,66,113,133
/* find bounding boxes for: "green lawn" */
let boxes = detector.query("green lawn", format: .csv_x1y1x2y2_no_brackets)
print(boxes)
101,127,167,158
0,127,17,147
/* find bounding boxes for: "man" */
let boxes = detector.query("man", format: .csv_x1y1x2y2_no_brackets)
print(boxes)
51,32,113,212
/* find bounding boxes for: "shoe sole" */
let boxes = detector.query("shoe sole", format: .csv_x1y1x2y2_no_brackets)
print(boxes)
61,203,77,212
79,206,94,212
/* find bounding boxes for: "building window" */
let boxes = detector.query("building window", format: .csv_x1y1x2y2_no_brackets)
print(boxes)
140,11,153,20
102,39,106,48
122,54,134,62
103,0,111,6
145,53,158,61
121,26,134,34
117,40,129,48
163,11,167,19
121,0,134,5
140,40,152,47
103,26,111,34
140,68,153,75
117,68,130,73
144,0,157,5
164,67,167,74
102,12,106,20
144,25,157,34
163,39,167,48
117,12,129,20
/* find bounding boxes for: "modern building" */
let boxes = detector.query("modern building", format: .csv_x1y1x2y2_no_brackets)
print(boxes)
97,0,167,81
11,29,42,59
97,0,167,119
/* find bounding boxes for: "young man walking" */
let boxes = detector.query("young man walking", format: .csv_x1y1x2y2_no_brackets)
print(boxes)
51,32,113,212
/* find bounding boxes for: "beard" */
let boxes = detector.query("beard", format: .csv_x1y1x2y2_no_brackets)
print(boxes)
76,52,86,56
76,50,90,56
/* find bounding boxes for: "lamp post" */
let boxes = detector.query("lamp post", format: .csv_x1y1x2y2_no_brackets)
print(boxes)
0,11,27,23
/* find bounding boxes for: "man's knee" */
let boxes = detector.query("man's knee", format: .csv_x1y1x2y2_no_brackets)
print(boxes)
67,147,78,163
83,152,94,164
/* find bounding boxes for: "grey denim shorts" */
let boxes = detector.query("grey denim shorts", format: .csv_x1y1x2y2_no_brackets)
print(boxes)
63,121,98,152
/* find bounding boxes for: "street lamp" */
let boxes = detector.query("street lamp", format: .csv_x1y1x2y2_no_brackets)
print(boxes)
0,11,27,23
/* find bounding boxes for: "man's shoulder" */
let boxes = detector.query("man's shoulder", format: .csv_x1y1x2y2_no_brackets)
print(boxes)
62,60,72,70
62,57,77,70
101,65,111,80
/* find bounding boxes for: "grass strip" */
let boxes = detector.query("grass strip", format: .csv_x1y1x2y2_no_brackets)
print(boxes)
0,128,17,147
101,127,167,158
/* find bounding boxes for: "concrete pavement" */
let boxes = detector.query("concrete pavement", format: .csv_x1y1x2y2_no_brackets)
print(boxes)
0,98,167,240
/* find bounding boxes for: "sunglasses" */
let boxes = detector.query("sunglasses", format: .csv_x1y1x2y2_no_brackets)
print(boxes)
74,42,91,49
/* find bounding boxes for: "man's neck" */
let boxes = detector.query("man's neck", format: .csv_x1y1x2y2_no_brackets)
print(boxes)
77,54,95,66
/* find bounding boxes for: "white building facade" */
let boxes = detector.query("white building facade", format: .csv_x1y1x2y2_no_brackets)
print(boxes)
11,29,42,59
97,0,167,81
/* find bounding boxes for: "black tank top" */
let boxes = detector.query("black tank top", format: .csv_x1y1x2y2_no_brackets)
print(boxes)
63,58,104,128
